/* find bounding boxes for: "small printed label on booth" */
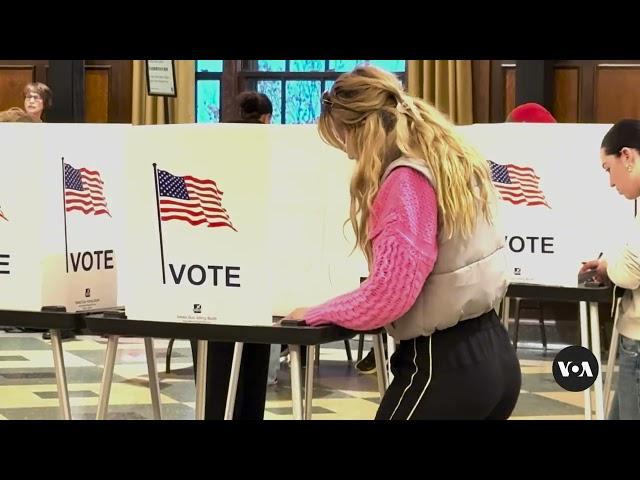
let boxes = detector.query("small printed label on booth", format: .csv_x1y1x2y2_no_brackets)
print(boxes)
75,298,101,310
177,315,218,323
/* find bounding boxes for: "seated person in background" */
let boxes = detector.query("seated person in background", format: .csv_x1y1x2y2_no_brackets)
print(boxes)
0,107,35,122
23,82,52,123
231,91,273,124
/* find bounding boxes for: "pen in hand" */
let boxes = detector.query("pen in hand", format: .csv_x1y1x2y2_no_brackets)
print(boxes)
582,252,603,265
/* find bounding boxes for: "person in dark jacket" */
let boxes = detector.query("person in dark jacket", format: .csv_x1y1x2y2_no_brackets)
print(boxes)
190,91,274,419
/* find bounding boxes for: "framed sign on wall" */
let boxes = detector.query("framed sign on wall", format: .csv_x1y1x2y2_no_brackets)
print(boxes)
146,60,177,97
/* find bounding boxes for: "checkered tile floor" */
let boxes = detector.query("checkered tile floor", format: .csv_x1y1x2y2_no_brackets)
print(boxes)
0,321,616,420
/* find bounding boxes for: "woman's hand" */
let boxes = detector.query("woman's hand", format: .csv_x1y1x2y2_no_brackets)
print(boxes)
580,259,609,284
282,307,309,321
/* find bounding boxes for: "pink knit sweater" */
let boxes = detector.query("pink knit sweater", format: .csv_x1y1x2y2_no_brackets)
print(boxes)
304,167,439,330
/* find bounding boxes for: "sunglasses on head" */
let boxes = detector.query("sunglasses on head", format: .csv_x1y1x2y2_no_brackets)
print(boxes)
321,90,334,114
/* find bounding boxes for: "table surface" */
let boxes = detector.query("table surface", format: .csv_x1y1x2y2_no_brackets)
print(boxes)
82,313,359,345
4,283,620,339
506,283,618,303
0,308,82,330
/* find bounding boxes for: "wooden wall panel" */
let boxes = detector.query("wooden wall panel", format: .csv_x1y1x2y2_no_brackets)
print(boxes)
84,60,132,123
488,60,516,122
472,60,490,123
0,60,131,123
504,67,516,118
0,63,38,112
476,61,640,123
85,67,110,123
552,67,579,123
594,64,640,123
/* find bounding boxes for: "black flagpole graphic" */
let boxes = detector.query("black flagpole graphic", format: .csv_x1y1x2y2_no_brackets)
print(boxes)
153,163,167,284
62,157,69,273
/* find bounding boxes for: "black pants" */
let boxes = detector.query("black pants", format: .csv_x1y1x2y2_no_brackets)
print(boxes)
190,341,270,420
376,310,521,420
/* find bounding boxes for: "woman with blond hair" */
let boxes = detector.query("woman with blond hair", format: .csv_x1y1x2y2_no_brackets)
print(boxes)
284,66,521,419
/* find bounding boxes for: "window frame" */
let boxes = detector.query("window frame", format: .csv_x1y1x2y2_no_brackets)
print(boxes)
196,60,407,124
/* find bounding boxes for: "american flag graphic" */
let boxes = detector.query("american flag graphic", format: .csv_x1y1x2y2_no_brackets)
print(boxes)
64,163,111,216
489,160,550,208
0,204,7,221
157,169,237,231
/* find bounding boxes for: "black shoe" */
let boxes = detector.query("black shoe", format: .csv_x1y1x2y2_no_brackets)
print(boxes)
3,327,27,333
62,330,76,340
42,330,76,341
355,348,377,374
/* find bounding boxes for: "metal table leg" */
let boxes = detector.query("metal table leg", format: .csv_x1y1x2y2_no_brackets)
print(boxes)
144,337,162,420
195,340,208,420
304,345,316,420
579,302,592,420
96,335,119,420
289,345,304,420
50,329,72,420
224,342,244,420
372,333,388,399
589,302,604,420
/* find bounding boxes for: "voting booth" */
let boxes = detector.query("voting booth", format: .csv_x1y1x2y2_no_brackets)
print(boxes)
2,121,633,321
0,123,122,313
266,125,367,316
119,124,273,326
267,123,635,296
270,123,635,298
459,123,634,287
119,124,368,324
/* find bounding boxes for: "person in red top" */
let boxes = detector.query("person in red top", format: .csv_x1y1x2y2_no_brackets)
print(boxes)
507,102,557,123
506,102,556,351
